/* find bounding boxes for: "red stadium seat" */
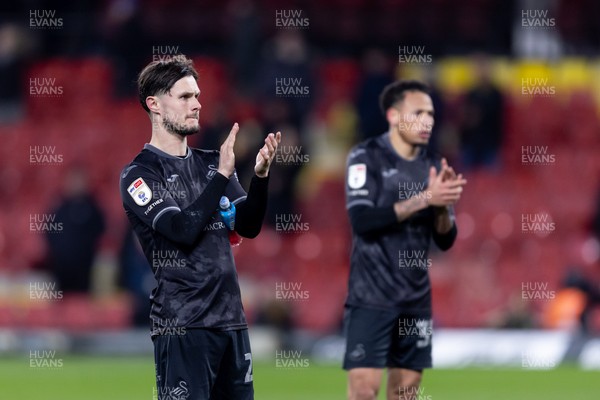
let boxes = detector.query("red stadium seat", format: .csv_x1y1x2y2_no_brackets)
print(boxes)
316,59,360,104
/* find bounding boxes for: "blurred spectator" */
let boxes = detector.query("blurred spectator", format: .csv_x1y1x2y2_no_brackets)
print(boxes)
513,0,562,60
355,48,393,140
118,227,154,327
420,66,447,156
459,54,504,170
226,0,261,95
487,293,536,329
44,167,105,293
557,0,600,56
100,0,147,97
255,299,294,349
551,268,600,334
258,30,314,127
593,187,600,242
0,24,34,123
264,124,303,224
547,269,600,362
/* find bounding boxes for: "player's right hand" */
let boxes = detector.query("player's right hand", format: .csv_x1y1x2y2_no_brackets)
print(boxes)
426,160,467,206
218,123,239,177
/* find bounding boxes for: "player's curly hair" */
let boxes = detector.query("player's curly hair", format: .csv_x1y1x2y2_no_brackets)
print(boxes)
379,80,430,115
137,55,199,113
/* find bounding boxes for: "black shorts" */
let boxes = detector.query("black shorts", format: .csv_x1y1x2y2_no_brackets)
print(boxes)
153,328,253,400
342,306,432,371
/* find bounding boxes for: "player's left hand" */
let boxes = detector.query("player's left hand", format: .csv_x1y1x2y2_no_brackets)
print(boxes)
433,158,466,209
254,131,281,178
439,158,463,183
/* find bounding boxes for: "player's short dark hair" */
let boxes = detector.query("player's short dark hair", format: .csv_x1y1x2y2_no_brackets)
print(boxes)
137,55,199,113
379,80,430,115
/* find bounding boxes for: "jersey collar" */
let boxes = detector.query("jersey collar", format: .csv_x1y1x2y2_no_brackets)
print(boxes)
382,131,427,162
144,143,192,160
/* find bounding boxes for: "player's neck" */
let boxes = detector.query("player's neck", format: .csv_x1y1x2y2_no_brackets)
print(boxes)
149,129,188,157
389,130,420,160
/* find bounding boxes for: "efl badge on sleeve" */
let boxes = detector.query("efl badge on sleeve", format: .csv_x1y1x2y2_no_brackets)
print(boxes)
348,163,367,189
127,177,153,206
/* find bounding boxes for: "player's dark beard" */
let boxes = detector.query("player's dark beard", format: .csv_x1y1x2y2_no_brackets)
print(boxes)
162,116,199,137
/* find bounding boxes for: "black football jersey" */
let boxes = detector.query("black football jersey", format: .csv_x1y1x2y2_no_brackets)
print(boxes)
120,144,247,330
345,132,455,312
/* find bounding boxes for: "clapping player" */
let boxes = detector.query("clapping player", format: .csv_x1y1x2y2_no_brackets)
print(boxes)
120,55,280,399
343,80,466,400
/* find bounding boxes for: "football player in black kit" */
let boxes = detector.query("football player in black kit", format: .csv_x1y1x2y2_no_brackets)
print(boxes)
343,80,467,400
120,55,280,400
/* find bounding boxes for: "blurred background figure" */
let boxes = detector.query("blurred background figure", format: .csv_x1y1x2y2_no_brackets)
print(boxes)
544,268,600,363
258,30,313,127
227,0,261,96
0,24,34,123
355,48,393,140
487,293,536,329
44,167,105,293
118,227,153,327
459,53,504,171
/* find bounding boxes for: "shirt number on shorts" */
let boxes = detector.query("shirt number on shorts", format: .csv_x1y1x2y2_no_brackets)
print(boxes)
244,352,253,383
416,319,433,348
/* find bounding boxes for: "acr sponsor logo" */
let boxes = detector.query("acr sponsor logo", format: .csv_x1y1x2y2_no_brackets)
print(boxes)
204,221,226,231
128,177,152,206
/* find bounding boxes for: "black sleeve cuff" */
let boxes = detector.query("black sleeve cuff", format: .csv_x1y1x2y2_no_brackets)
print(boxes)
348,205,397,236
432,223,457,251
235,175,269,238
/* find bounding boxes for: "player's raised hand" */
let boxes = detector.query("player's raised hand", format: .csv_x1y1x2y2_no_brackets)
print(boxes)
254,131,281,178
218,123,239,177
439,158,466,184
426,161,467,207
